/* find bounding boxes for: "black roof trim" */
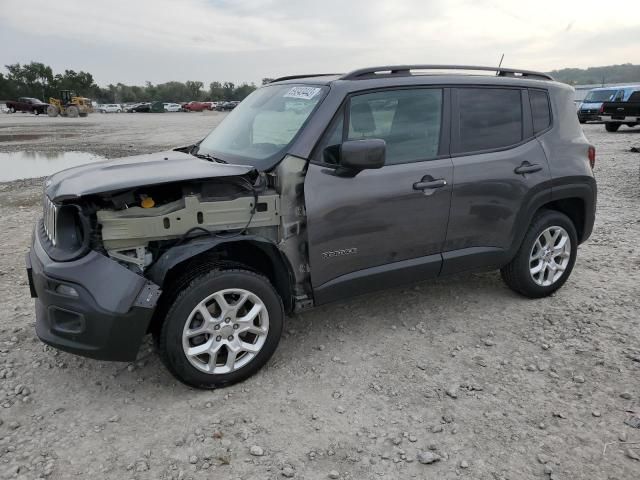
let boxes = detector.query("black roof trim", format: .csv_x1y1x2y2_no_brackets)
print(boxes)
270,73,342,83
340,65,554,81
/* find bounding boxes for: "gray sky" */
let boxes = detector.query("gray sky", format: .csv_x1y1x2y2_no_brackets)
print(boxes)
1,0,639,86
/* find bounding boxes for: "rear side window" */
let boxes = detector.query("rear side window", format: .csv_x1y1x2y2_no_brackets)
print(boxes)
457,88,522,152
529,89,551,134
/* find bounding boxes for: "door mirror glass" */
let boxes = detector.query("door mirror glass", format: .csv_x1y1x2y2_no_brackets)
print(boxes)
339,139,385,171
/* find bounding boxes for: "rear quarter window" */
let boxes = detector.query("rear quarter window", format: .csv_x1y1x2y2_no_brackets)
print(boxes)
529,89,552,134
457,88,522,152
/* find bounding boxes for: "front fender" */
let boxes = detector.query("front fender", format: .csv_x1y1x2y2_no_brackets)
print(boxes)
145,235,296,312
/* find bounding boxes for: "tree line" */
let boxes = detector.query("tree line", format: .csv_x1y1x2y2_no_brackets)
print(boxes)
548,63,640,85
0,62,260,103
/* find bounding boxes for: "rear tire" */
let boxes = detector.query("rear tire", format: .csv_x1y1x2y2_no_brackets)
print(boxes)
501,210,577,298
605,122,621,132
157,268,284,389
9,107,15,114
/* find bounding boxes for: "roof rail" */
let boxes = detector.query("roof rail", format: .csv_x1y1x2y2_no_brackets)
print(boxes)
340,65,554,81
269,73,341,83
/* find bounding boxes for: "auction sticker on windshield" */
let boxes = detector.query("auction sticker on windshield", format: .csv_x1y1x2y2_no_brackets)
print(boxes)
283,86,321,100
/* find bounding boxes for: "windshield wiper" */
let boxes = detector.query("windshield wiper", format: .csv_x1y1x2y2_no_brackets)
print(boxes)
192,151,228,164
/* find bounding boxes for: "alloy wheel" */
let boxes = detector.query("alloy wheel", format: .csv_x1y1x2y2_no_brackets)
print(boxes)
182,288,269,374
529,226,571,287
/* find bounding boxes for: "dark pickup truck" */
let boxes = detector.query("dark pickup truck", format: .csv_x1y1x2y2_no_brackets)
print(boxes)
5,97,49,115
601,90,640,132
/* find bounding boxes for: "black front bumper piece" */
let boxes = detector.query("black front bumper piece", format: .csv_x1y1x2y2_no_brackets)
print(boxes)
27,228,161,362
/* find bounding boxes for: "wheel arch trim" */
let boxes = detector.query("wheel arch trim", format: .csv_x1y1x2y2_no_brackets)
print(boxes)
146,235,296,313
507,178,596,263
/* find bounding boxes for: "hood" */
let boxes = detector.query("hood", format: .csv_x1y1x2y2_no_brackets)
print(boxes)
45,150,255,201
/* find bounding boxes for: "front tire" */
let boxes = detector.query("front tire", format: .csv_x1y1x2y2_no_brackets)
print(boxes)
501,210,577,298
157,269,284,389
605,122,621,132
66,105,79,118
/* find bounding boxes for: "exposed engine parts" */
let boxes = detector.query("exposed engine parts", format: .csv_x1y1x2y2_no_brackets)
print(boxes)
83,168,290,278
97,193,280,250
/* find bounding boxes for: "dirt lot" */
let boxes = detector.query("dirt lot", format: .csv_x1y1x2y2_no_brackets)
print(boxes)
0,113,639,480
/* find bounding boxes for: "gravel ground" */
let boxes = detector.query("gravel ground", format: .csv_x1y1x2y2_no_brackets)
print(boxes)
0,113,639,480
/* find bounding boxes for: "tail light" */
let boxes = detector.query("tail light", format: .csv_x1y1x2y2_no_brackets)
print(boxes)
588,145,596,169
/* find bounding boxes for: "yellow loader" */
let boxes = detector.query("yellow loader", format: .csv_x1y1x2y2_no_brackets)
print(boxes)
47,90,91,117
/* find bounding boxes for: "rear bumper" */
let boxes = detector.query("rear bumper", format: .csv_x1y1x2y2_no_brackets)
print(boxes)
577,112,600,122
27,226,161,362
601,115,640,123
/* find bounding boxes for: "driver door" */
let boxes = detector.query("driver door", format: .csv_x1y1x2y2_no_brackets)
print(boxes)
304,87,453,304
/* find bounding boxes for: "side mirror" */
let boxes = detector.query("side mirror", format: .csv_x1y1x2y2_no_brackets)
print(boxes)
339,139,385,172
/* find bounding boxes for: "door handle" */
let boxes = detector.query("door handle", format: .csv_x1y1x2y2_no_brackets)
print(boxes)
413,179,448,191
514,162,543,175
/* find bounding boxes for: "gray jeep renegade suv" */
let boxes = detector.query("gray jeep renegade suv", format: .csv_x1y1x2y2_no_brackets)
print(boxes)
27,65,596,388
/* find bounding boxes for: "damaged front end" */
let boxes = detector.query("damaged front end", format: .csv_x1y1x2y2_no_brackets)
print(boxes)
29,151,312,361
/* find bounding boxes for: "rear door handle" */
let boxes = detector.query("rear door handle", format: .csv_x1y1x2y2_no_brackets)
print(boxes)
413,178,447,191
514,162,543,175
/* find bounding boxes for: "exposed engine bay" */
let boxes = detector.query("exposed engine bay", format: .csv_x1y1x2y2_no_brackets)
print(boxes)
41,154,311,309
96,182,281,271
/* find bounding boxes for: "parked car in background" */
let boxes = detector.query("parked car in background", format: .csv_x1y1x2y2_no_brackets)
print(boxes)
183,101,210,112
600,89,640,132
163,102,182,112
122,103,138,112
97,104,122,113
129,102,151,113
5,97,49,115
577,86,640,123
27,65,596,388
216,101,239,111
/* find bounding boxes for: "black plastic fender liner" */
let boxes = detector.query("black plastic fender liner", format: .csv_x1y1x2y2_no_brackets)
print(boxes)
146,235,296,311
549,179,597,243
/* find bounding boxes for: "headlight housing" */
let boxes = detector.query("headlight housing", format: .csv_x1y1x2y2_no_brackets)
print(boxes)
41,198,90,261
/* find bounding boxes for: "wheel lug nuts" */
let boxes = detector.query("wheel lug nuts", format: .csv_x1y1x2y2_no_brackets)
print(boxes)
233,324,239,330
224,317,231,323
215,336,222,342
214,325,220,330
227,335,234,341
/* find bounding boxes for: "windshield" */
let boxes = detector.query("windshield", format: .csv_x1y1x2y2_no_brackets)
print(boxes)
197,84,328,168
583,90,617,102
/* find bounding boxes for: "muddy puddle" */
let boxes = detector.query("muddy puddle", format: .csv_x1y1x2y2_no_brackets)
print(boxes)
0,133,78,142
0,151,106,181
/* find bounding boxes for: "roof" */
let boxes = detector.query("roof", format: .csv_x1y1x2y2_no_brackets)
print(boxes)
270,65,555,87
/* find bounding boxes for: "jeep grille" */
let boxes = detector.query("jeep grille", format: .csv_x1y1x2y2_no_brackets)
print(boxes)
43,196,58,246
